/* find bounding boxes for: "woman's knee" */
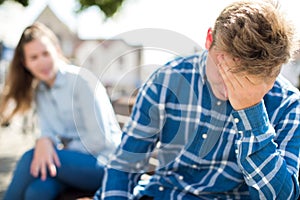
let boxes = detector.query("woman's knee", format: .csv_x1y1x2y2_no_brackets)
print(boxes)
24,179,64,200
24,187,56,200
18,149,34,166
24,185,41,200
13,149,34,175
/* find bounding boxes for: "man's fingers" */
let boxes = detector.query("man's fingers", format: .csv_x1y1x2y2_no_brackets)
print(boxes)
218,61,235,91
218,54,247,89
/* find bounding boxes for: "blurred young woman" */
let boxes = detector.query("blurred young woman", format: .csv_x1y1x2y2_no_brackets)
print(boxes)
0,22,121,200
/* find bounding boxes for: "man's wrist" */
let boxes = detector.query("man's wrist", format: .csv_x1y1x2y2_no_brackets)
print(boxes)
231,100,269,132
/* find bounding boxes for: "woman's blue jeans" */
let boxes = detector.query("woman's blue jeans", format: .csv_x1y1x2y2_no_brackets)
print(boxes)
3,148,104,200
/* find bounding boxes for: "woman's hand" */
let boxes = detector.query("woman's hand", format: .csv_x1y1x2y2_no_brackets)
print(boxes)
30,137,61,180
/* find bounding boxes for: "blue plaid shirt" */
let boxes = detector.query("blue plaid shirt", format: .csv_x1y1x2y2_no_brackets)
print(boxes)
97,50,300,200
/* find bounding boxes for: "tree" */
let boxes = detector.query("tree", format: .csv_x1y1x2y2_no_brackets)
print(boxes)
77,0,126,18
0,0,126,18
0,0,29,7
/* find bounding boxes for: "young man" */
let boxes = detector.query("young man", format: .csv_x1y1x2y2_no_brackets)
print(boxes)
96,0,300,199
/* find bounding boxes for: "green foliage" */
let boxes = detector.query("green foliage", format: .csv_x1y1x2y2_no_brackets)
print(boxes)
14,0,28,6
0,0,125,18
0,0,29,6
77,0,125,18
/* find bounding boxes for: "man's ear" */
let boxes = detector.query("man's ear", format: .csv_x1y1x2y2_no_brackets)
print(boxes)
205,28,213,50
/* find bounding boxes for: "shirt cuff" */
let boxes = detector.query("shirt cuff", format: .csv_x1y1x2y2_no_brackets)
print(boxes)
231,101,269,135
37,133,61,148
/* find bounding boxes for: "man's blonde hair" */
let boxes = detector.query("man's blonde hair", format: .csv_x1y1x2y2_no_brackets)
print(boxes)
212,0,297,78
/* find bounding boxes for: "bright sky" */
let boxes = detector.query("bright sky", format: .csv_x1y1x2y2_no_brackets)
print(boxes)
0,0,295,69
15,0,300,48
0,0,299,83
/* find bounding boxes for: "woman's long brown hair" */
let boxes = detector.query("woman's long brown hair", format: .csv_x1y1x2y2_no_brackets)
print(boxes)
0,22,64,125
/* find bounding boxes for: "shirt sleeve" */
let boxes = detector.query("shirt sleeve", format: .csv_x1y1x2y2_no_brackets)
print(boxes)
35,91,60,146
72,68,121,158
101,70,165,199
232,98,300,200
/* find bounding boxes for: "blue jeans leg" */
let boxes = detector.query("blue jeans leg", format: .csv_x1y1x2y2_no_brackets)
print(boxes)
3,149,35,200
24,178,65,200
55,149,104,191
3,149,66,200
3,148,104,200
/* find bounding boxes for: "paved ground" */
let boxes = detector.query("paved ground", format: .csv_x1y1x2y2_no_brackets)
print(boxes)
0,115,36,199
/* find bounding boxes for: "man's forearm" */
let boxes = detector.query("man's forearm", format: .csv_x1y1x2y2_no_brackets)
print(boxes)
233,102,300,199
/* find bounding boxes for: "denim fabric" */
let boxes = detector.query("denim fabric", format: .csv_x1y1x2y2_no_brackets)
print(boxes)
3,149,104,200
